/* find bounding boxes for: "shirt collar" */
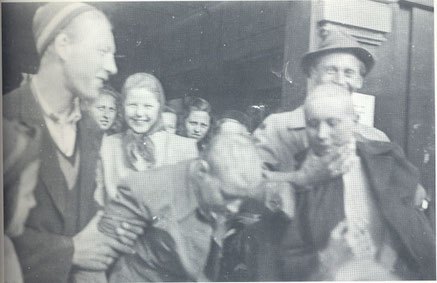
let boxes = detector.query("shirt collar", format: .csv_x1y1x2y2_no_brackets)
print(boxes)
31,77,82,124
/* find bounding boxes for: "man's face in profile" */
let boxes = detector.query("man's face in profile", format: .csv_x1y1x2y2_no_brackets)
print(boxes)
305,95,355,156
63,13,118,102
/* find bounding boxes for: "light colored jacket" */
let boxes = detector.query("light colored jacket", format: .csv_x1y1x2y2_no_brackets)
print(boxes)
253,106,389,171
99,131,198,201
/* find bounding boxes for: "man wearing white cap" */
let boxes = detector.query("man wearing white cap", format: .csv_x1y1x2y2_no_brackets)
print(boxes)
3,3,137,282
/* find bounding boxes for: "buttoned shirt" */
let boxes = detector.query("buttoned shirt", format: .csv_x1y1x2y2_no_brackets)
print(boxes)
31,78,81,190
31,78,81,157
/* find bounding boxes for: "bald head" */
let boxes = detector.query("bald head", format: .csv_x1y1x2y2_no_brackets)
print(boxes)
305,83,355,118
202,133,263,196
304,84,356,156
194,133,264,215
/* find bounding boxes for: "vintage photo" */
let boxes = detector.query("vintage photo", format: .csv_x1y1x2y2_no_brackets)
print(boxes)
2,1,435,282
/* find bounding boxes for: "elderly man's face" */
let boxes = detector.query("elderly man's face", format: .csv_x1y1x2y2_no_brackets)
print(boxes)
310,52,364,92
64,13,117,101
306,95,355,156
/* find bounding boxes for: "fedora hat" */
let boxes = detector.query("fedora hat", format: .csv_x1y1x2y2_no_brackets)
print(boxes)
301,30,375,76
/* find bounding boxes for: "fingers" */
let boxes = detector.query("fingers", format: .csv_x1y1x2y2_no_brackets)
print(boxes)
92,256,115,270
106,237,136,255
121,222,144,235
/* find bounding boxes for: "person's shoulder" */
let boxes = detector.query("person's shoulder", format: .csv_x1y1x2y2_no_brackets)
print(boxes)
259,107,306,131
3,83,30,119
356,124,390,142
101,132,123,151
169,132,197,147
357,139,408,161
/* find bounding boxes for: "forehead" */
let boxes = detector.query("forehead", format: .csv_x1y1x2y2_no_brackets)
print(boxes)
305,96,352,120
187,110,210,122
69,13,114,46
95,93,116,104
316,52,361,69
125,88,160,103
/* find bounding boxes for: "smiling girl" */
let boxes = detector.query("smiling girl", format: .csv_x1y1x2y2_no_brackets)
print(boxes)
97,73,198,202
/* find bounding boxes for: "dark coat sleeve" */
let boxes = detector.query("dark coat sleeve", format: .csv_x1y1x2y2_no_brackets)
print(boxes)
13,228,74,283
12,179,76,283
377,145,436,279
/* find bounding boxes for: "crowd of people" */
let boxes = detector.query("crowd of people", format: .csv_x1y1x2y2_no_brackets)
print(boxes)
3,3,435,283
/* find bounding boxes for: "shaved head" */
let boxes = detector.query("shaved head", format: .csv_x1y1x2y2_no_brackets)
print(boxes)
305,83,355,118
304,83,356,156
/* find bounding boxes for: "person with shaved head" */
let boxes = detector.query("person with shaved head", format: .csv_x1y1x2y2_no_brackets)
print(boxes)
3,3,138,282
279,83,435,280
98,133,266,282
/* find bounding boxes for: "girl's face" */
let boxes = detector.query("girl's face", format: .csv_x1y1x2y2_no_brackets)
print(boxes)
124,88,161,134
90,93,117,130
162,112,177,134
185,110,210,141
7,160,40,237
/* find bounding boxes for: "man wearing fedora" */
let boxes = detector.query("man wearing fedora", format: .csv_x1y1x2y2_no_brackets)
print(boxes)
228,29,431,281
3,3,138,282
253,29,389,186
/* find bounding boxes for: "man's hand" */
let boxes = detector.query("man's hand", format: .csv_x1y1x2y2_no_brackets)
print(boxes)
295,145,355,186
72,211,136,271
116,222,144,247
318,220,353,271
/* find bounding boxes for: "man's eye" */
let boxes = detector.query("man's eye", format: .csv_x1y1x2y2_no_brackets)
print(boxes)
344,69,356,77
327,118,341,127
307,120,319,128
189,121,197,126
325,67,336,74
97,106,105,110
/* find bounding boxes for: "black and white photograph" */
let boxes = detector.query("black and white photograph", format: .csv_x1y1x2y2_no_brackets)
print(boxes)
1,1,435,282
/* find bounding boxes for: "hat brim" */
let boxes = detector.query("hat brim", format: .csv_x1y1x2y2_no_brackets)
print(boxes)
300,47,375,76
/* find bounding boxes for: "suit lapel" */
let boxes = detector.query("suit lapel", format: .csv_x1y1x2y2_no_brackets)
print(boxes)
20,84,69,219
77,114,101,228
358,142,393,198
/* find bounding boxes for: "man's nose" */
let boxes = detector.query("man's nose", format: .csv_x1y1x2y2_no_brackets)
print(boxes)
104,54,118,76
194,125,201,133
317,123,330,140
333,72,348,88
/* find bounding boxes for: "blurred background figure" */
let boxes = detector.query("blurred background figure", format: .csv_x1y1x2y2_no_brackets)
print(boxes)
89,85,122,135
215,110,251,135
3,119,42,283
162,105,178,134
179,96,213,151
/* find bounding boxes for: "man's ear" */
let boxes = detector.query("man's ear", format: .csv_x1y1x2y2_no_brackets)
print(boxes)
193,159,210,179
53,32,71,61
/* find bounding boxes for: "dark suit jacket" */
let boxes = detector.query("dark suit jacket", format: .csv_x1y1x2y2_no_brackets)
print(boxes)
280,141,436,280
3,83,102,283
238,141,435,281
